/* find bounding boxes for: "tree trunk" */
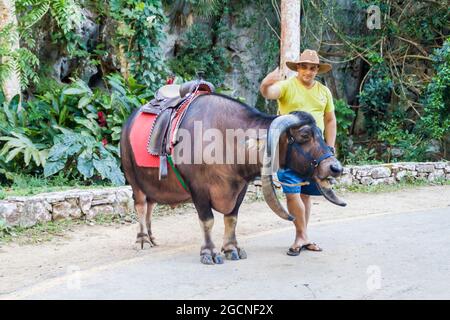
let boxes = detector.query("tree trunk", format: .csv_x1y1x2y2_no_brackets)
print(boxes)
0,0,21,103
280,0,301,79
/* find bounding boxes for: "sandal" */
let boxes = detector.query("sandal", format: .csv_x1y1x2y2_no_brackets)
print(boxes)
302,242,323,252
287,243,323,256
286,246,304,256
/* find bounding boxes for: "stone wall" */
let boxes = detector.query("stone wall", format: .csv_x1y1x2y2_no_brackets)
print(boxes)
0,188,134,228
336,161,449,186
1,162,448,228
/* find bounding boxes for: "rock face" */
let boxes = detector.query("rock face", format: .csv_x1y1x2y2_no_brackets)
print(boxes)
416,163,436,173
21,200,52,227
370,167,391,179
52,198,81,220
0,202,21,226
29,1,367,112
395,170,417,181
338,174,353,185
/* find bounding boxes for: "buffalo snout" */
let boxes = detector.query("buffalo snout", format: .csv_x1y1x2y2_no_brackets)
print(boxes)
316,157,343,180
330,162,343,176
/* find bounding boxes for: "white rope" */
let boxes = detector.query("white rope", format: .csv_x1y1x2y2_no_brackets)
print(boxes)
272,178,310,187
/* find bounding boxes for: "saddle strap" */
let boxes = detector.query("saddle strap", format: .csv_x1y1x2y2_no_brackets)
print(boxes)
147,108,172,155
159,155,168,180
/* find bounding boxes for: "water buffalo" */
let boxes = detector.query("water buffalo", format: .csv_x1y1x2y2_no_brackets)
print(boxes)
120,93,345,265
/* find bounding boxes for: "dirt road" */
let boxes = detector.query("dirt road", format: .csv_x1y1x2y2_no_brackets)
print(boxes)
1,185,449,299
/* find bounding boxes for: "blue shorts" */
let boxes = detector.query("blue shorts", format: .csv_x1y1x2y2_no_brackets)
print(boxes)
276,168,322,195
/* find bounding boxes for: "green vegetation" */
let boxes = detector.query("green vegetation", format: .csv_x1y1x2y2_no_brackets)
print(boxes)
0,173,114,199
168,21,232,85
109,0,169,92
420,40,450,143
0,1,448,190
0,0,85,89
0,74,144,185
302,0,449,163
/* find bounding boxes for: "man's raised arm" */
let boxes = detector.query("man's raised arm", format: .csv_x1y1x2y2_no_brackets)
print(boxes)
260,67,282,100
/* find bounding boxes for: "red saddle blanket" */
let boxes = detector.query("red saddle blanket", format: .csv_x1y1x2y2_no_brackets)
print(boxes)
129,93,202,168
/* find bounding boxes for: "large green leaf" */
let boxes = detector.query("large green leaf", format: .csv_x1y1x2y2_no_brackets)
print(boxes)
44,160,65,177
106,167,125,186
92,157,109,180
78,95,92,109
107,77,127,96
33,149,48,167
46,143,71,161
62,88,90,95
58,105,69,125
77,150,94,178
93,155,125,185
74,117,101,137
66,142,83,156
5,147,23,162
24,148,32,165
0,132,47,166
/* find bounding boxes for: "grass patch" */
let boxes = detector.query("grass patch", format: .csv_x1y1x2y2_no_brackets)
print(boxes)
0,173,115,200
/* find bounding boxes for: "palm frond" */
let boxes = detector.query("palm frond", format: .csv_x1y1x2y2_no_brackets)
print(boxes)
49,0,83,34
18,1,50,31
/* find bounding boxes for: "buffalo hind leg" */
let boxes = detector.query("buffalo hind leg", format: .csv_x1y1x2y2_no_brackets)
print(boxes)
145,200,157,246
133,189,153,250
193,196,224,265
222,185,248,260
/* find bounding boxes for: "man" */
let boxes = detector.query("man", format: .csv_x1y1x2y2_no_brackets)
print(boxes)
259,49,337,256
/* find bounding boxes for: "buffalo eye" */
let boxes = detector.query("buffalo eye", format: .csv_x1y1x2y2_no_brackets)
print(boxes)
296,127,312,143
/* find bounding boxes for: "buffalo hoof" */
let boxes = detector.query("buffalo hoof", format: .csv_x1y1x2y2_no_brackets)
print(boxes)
147,234,158,246
224,249,240,260
213,253,224,264
238,248,247,259
200,254,215,265
135,233,154,250
200,252,224,265
223,247,247,260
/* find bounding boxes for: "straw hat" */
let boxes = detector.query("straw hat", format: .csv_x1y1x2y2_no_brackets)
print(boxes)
286,49,332,74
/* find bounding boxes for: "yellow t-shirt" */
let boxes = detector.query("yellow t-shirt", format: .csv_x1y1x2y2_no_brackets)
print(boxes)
276,77,334,132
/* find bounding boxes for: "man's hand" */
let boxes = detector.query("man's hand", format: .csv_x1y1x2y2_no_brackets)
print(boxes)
327,145,335,155
265,67,283,84
260,67,282,100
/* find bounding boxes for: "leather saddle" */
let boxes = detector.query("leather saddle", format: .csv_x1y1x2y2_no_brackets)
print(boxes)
140,79,215,180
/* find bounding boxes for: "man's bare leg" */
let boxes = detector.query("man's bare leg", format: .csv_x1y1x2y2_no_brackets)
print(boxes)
301,194,311,225
286,193,308,249
300,194,321,251
286,193,321,251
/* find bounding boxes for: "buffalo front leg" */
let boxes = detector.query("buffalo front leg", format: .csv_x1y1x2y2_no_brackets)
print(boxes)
193,198,224,265
222,185,247,260
222,213,247,261
199,218,224,264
